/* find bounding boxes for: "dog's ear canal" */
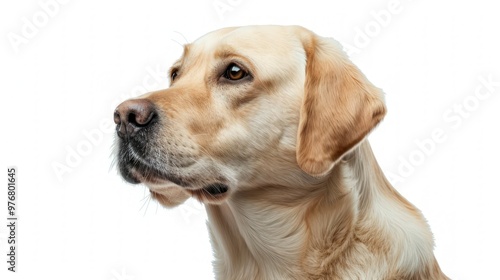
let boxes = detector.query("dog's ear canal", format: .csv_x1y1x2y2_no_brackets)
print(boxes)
296,32,387,177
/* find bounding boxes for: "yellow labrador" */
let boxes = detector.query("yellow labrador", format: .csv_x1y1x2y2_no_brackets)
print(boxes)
114,25,448,279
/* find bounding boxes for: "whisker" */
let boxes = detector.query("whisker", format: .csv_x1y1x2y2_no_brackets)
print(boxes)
171,39,183,48
173,31,190,44
143,195,152,216
139,193,150,212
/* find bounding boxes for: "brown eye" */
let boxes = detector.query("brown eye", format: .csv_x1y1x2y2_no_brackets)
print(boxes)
171,70,178,81
224,64,247,80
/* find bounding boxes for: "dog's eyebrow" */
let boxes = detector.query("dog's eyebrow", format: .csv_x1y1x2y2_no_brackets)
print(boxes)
169,44,191,74
214,46,242,60
213,46,255,73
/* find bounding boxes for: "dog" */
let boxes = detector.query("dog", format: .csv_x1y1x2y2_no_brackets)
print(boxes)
114,25,448,279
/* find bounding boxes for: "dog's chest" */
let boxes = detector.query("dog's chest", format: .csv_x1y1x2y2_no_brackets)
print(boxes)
208,202,309,279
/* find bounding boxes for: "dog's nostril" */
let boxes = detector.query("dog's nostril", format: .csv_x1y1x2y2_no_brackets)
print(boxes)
128,111,155,127
113,111,121,125
128,113,138,126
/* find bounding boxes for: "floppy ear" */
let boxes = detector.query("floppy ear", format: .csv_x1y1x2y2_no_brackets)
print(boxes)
297,32,386,176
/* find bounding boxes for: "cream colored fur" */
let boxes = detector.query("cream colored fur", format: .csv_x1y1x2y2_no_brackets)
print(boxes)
117,25,448,279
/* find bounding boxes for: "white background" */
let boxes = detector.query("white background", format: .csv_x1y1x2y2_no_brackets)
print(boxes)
1,0,499,279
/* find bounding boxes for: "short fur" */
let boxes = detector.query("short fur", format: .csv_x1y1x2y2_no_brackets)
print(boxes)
114,25,448,279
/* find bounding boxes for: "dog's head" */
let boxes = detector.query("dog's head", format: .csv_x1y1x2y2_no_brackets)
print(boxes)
113,26,386,206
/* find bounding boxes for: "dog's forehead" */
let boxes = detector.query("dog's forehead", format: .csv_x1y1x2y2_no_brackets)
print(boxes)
189,25,303,59
178,25,307,79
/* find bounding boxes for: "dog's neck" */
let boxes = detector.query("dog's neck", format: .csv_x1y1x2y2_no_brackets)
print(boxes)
205,141,373,278
205,141,433,279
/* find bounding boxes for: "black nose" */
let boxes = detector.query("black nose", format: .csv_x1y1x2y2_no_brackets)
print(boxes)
114,99,156,138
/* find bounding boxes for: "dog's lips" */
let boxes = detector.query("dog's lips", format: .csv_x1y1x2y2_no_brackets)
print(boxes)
120,164,167,184
186,183,230,203
146,182,230,205
129,167,174,186
202,183,229,195
117,143,230,203
118,152,189,187
123,163,230,203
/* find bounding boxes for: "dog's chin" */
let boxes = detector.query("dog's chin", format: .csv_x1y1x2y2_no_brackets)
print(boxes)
149,186,190,208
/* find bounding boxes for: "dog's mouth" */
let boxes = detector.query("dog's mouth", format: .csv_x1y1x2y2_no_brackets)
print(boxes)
199,183,229,196
123,162,230,203
205,183,229,195
187,183,230,203
117,144,230,203
119,159,189,187
117,141,190,186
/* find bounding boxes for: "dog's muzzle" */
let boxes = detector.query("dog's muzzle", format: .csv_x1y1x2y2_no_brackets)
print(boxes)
113,98,162,184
